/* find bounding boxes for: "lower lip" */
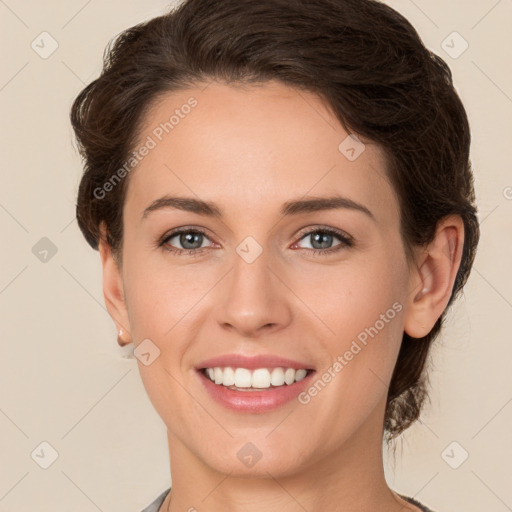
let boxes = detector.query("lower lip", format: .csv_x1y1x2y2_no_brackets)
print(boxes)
197,370,315,413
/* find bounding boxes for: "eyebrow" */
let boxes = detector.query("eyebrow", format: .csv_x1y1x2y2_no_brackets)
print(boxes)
141,195,375,221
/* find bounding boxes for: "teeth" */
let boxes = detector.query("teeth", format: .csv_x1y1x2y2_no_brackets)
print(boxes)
223,367,235,386
251,368,269,388
234,368,252,388
270,367,285,386
284,368,296,385
203,367,310,389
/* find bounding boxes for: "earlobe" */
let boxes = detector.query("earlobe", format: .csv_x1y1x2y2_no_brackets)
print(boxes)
117,328,131,347
98,225,132,345
404,215,465,339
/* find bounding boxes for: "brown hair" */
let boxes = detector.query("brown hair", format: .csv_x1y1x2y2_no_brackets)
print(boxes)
70,0,479,440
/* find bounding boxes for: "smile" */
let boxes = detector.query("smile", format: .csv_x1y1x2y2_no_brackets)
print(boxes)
202,366,311,390
197,367,316,412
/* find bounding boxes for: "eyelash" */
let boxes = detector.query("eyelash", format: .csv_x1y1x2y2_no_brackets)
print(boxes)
158,226,354,257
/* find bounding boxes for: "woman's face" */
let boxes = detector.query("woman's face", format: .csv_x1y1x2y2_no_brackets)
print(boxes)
112,80,416,476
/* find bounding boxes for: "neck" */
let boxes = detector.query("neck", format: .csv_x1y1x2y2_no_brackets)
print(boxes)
162,404,416,512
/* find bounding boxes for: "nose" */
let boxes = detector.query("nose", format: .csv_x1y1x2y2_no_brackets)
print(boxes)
216,247,293,338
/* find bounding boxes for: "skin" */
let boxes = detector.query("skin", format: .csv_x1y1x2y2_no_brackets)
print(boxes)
99,80,464,512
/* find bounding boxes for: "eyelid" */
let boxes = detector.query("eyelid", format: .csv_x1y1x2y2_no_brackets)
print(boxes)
292,226,354,252
159,227,214,251
295,225,354,243
159,225,354,255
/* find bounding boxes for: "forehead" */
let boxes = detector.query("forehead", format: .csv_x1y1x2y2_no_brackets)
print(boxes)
125,80,398,224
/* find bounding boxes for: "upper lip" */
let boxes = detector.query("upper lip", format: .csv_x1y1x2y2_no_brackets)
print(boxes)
196,354,315,371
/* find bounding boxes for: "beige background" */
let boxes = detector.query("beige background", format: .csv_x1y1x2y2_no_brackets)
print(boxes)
0,0,511,510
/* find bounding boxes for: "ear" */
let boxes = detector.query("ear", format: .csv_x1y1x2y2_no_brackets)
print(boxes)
98,224,132,345
403,215,465,339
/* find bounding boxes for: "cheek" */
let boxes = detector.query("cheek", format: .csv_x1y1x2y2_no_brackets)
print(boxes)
293,248,407,343
293,253,407,447
296,249,408,403
121,249,210,423
122,247,210,341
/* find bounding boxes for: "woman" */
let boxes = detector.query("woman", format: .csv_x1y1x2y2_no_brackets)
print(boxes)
70,0,479,510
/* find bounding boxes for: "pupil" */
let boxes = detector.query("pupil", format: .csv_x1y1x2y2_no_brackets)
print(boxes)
181,232,202,249
312,232,332,249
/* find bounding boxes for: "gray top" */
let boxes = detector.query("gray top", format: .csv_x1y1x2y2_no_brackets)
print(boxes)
140,488,435,511
399,494,435,511
140,488,170,512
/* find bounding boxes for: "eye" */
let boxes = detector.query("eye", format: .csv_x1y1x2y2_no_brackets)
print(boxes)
158,226,354,257
159,228,213,255
293,227,354,255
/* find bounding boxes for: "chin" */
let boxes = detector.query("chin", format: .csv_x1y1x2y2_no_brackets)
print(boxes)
198,440,313,480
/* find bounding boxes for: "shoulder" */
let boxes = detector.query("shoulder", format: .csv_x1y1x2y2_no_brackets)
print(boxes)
139,487,171,512
139,489,434,512
399,494,437,512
